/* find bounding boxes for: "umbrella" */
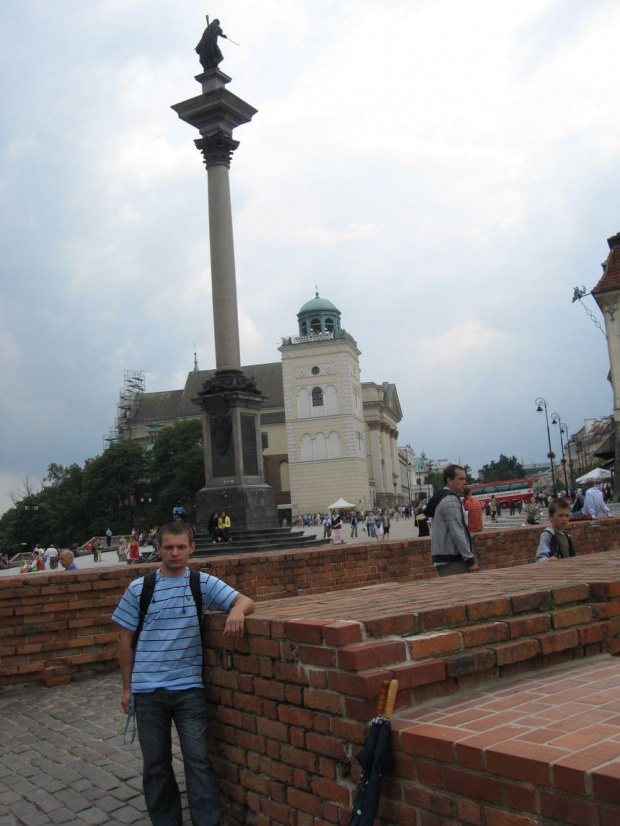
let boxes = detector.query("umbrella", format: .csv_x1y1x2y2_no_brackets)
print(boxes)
349,679,399,826
576,467,612,484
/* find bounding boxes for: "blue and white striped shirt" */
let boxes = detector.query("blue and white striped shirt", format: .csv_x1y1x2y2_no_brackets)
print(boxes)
112,568,238,693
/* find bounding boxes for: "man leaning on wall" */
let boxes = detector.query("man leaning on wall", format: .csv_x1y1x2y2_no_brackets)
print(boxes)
112,521,255,826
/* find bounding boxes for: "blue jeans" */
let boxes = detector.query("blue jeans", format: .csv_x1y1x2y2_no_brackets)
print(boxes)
135,688,221,826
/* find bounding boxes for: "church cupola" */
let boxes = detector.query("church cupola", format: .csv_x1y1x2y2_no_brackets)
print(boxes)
297,291,342,338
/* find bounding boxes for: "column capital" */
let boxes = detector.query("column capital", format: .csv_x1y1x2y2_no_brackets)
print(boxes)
196,132,240,169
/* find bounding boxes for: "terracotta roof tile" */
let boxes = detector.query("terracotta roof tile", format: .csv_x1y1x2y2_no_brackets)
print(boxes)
592,231,620,295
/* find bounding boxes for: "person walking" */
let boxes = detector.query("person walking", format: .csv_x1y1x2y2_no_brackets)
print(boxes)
525,495,542,525
44,543,59,569
462,488,483,533
112,522,254,826
350,511,358,539
330,509,346,545
583,479,611,518
425,464,479,577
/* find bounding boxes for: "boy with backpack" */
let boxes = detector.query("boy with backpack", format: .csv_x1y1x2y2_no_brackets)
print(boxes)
535,499,576,562
112,521,254,826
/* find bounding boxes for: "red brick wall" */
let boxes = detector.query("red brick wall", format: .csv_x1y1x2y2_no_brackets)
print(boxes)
203,564,620,825
2,519,620,688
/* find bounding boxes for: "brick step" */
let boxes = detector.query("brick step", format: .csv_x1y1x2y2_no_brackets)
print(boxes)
383,656,620,825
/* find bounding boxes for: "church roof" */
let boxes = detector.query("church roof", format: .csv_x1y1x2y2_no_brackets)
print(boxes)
592,231,620,296
129,362,284,422
298,293,340,315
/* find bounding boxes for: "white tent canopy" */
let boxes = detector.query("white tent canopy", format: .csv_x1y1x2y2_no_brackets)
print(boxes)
328,498,356,510
575,467,612,484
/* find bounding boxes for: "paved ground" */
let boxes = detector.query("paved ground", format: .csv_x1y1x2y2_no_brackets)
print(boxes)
0,671,191,826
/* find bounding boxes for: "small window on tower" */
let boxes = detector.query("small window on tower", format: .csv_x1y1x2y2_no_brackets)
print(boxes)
310,317,321,334
300,320,308,336
312,387,323,407
311,366,320,375
325,317,334,333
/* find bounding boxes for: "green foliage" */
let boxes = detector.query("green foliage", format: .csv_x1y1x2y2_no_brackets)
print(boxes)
83,440,150,534
150,420,205,525
427,471,444,493
478,454,525,483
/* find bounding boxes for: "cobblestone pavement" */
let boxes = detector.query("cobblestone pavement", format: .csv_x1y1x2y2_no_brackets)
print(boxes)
0,671,192,826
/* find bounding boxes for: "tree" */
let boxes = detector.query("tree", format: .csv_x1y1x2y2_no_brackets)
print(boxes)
149,420,205,525
478,454,524,483
83,440,150,534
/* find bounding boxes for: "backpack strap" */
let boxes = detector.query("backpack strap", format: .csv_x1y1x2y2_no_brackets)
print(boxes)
189,568,203,619
132,571,157,649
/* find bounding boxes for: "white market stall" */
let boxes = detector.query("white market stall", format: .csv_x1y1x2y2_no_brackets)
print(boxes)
328,498,356,510
575,467,612,484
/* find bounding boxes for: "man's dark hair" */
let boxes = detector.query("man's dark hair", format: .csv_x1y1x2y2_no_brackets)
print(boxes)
157,521,194,546
443,464,465,485
548,498,571,516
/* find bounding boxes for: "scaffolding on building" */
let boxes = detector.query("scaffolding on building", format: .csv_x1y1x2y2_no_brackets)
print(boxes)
103,370,146,450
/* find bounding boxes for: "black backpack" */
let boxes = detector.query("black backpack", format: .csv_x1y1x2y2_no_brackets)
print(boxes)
132,569,203,649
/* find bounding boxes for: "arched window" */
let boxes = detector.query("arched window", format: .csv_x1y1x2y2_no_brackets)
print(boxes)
300,320,308,336
312,387,324,407
310,317,321,334
279,461,290,493
314,433,327,460
301,434,313,461
325,317,334,333
297,387,310,418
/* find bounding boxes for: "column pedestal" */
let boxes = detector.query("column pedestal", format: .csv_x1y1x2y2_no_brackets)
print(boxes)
193,370,278,533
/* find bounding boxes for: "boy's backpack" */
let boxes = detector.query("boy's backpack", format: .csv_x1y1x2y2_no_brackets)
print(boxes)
132,569,203,649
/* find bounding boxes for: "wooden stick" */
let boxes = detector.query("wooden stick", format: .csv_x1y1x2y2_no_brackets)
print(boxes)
383,679,399,720
376,680,391,716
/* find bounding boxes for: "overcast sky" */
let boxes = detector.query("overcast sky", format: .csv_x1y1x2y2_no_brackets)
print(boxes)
1,0,618,515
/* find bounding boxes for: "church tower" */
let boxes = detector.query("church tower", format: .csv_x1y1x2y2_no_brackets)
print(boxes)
279,293,372,514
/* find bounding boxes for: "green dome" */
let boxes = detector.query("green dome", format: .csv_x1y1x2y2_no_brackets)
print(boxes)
298,293,340,315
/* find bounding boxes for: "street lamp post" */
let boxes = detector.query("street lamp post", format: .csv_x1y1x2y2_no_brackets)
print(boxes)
405,445,413,507
551,414,570,495
23,497,39,551
562,425,576,491
535,398,557,495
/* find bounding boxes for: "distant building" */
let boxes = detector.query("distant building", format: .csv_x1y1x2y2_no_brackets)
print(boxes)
591,230,620,498
116,294,407,515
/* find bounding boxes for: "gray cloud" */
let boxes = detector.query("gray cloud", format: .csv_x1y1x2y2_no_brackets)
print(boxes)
0,0,617,512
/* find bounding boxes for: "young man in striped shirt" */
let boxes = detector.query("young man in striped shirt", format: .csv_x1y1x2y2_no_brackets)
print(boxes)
113,521,254,826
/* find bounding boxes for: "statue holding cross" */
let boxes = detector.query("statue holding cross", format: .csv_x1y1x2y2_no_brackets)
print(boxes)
195,16,227,71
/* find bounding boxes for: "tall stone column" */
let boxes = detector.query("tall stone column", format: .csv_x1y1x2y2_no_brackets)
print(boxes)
172,54,278,532
197,134,241,371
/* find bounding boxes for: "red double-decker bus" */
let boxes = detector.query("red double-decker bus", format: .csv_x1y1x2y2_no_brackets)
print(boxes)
467,478,534,509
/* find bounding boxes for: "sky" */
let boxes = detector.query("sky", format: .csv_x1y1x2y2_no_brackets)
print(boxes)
1,0,618,514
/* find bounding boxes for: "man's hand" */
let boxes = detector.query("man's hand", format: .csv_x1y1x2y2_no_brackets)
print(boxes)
469,563,480,572
223,594,255,637
121,688,132,714
223,607,246,637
